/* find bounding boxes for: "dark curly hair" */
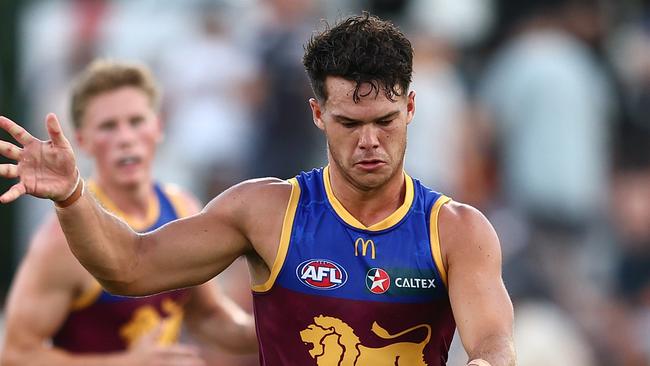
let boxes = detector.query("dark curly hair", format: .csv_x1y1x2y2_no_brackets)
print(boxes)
303,12,413,103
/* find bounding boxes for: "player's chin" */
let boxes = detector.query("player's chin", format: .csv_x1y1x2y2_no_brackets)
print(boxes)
352,169,392,189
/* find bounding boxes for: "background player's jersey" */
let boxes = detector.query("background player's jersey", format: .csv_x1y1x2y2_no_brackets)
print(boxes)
52,182,191,353
252,167,456,366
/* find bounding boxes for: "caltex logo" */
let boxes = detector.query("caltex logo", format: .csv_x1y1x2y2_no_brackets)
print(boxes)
366,268,391,294
296,259,348,290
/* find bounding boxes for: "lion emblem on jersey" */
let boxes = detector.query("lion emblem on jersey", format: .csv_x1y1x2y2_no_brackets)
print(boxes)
120,299,184,347
299,315,431,366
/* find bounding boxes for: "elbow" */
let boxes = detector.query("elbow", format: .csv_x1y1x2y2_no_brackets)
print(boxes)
97,237,149,296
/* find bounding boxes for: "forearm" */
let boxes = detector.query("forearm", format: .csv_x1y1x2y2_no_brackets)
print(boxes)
187,307,258,354
466,333,515,366
55,187,140,290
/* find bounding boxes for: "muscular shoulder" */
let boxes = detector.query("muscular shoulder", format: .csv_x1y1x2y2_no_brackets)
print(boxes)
438,201,501,269
195,178,293,267
204,177,292,215
19,214,87,287
29,214,73,261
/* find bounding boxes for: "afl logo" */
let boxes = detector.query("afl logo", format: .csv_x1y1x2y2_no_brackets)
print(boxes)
366,268,391,294
296,259,348,290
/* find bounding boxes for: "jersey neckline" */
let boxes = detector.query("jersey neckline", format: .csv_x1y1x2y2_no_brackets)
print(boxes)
87,180,160,231
322,165,415,232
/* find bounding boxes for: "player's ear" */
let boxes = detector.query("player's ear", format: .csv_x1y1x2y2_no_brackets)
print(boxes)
310,98,325,131
406,91,415,125
154,115,165,143
75,126,91,155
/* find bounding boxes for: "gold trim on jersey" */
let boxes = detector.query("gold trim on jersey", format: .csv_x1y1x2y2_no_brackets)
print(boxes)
70,281,103,311
87,180,160,231
430,195,451,288
323,166,414,231
252,178,301,293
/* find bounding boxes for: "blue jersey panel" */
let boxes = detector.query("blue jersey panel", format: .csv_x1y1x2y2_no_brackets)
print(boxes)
275,168,447,304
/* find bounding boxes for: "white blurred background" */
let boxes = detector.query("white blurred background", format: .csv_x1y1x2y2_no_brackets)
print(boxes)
1,0,650,365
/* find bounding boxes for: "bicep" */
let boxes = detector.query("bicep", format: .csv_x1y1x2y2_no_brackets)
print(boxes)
128,189,253,295
442,205,513,353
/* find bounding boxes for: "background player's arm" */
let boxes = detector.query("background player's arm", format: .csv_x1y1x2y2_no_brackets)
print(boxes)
0,216,204,366
184,284,258,354
440,202,515,366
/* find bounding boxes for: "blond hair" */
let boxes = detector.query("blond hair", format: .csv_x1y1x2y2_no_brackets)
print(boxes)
70,59,160,129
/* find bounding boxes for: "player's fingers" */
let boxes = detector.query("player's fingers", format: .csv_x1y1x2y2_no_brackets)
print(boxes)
160,344,201,357
0,116,35,146
159,356,206,366
159,357,206,366
45,113,70,147
0,164,18,178
155,345,205,366
0,140,22,160
0,183,26,204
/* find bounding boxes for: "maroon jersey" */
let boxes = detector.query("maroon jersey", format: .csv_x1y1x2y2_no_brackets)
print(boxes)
52,182,192,353
252,168,456,365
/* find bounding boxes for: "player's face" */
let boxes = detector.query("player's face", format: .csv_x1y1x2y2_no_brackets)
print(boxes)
310,76,415,190
76,86,162,188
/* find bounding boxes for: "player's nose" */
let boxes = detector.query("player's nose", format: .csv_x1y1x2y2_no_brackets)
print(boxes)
115,122,137,145
358,125,380,150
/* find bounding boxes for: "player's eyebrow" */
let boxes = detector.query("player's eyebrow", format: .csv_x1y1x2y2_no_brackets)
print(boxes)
332,111,400,123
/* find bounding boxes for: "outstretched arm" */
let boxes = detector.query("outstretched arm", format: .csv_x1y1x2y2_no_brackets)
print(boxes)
440,202,515,366
0,114,278,296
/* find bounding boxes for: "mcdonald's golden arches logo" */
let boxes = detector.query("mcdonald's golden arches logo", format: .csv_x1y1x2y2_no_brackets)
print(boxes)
354,238,376,259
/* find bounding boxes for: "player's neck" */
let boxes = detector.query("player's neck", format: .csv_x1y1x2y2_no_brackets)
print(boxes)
93,177,155,222
328,164,406,227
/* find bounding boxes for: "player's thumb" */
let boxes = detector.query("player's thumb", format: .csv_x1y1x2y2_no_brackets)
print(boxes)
46,113,70,147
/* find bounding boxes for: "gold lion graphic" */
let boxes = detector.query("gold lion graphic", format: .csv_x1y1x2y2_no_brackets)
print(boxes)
300,315,431,366
120,299,184,347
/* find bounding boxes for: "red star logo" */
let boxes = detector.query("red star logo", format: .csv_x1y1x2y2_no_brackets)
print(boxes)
366,268,390,294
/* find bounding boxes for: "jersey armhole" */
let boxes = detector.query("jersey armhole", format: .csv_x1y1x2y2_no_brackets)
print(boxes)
430,195,451,289
252,178,301,293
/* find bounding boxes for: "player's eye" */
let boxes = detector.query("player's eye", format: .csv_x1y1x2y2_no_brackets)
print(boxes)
130,116,144,127
99,121,116,131
343,122,360,128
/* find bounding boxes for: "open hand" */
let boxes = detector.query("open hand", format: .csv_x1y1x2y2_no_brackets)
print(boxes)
0,113,78,204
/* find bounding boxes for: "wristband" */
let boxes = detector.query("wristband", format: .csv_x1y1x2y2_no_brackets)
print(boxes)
467,360,492,366
54,174,84,208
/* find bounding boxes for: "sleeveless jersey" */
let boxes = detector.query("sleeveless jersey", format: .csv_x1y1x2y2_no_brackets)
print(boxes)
252,167,456,365
52,182,192,353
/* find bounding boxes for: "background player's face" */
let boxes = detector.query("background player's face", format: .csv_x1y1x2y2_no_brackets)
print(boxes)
310,76,415,190
76,86,162,188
